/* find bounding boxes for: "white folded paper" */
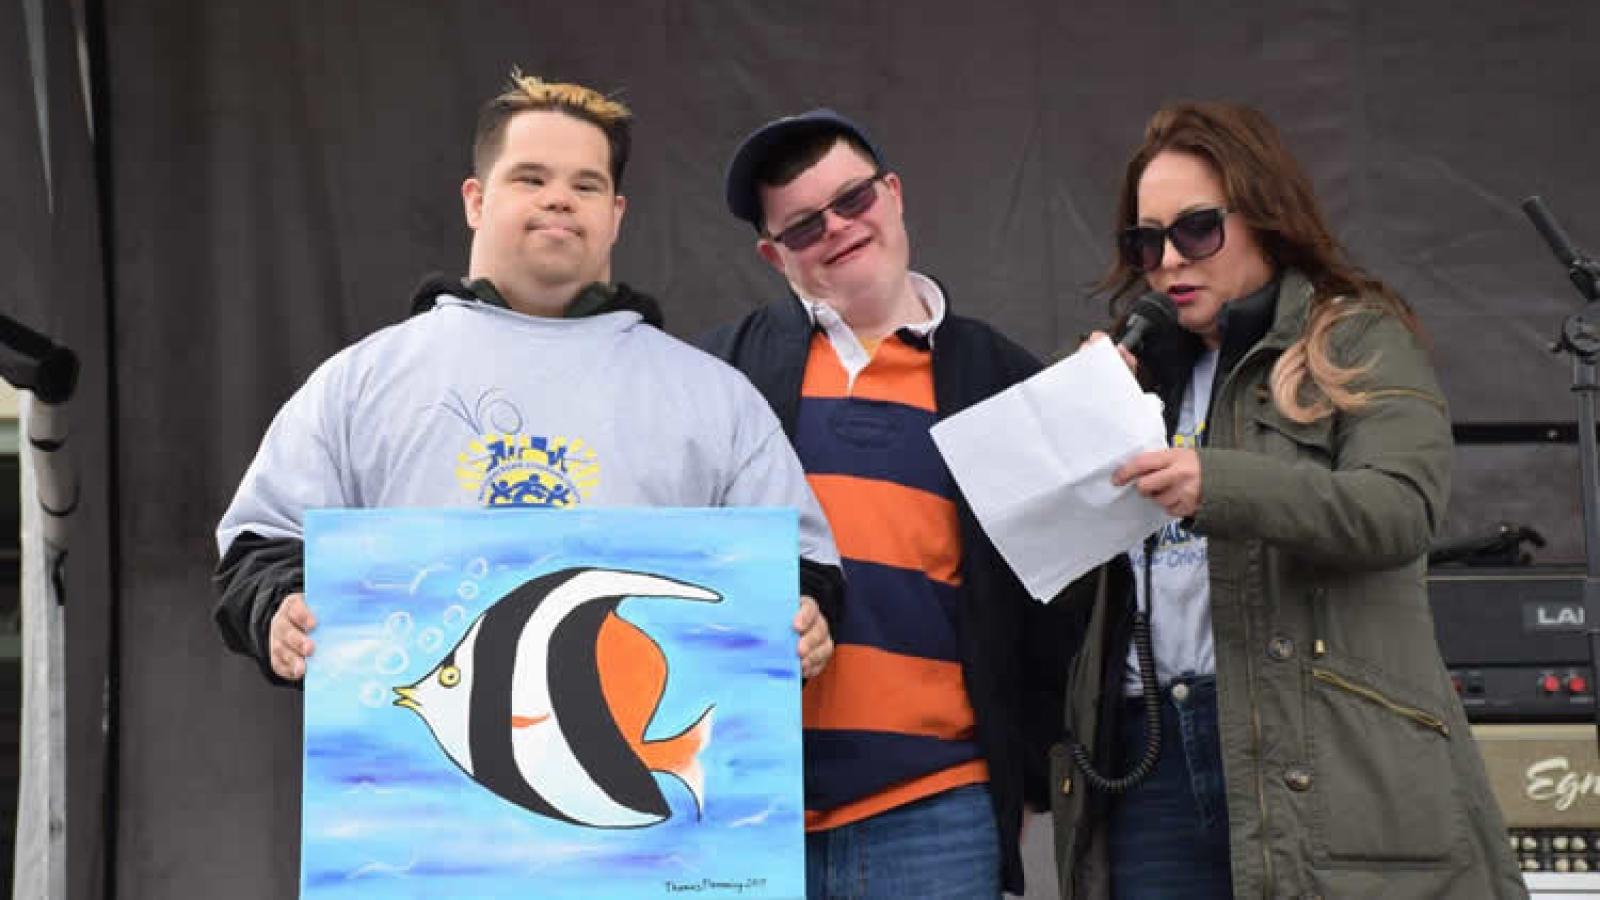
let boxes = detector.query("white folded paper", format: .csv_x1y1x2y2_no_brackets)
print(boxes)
930,339,1172,601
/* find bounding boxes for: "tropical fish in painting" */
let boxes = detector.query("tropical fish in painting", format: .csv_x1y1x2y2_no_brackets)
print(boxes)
393,567,720,828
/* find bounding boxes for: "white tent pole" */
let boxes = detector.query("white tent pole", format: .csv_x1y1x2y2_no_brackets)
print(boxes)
13,392,71,900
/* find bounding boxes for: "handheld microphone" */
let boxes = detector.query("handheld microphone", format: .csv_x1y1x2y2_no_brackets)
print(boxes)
1116,292,1179,354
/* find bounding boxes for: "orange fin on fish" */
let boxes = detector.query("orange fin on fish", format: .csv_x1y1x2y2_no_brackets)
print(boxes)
511,713,549,729
637,705,714,818
596,611,667,752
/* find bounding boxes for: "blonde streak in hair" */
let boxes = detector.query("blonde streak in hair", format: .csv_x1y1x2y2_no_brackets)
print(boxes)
588,94,632,124
507,72,631,123
510,71,552,102
1311,301,1378,414
1270,340,1327,424
1270,300,1375,424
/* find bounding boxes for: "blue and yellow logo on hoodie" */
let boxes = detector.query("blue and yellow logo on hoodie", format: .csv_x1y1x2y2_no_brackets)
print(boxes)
440,388,601,507
457,433,600,507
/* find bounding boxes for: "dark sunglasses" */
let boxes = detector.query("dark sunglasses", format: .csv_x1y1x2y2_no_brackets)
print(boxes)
766,173,886,251
1119,207,1232,272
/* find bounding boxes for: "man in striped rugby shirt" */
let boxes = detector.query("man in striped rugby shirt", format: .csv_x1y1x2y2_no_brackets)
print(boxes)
699,109,1084,899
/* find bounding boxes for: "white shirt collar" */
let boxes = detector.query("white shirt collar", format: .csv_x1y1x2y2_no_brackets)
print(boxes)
796,270,946,338
793,272,946,390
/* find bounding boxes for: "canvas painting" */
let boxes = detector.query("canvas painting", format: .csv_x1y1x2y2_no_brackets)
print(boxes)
300,507,803,899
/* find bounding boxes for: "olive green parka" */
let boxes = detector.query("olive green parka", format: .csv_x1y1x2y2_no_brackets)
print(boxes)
1051,271,1526,900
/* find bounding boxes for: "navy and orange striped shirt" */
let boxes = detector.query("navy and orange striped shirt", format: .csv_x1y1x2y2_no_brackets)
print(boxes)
796,329,986,831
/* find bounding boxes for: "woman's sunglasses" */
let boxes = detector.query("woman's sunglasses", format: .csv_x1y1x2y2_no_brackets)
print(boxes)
1119,207,1232,273
766,173,886,251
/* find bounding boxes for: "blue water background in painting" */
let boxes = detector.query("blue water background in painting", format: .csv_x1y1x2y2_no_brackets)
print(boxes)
301,507,802,899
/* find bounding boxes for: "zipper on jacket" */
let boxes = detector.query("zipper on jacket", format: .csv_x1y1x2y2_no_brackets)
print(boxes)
1264,547,1327,658
1265,546,1282,611
1311,668,1450,736
1242,556,1273,899
1296,553,1329,660
1311,584,1329,658
1215,356,1276,899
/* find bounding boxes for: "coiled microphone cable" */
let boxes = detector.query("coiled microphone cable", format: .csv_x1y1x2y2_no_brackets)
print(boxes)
1068,535,1162,793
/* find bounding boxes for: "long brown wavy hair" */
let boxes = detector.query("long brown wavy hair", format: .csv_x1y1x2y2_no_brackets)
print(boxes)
1100,102,1423,423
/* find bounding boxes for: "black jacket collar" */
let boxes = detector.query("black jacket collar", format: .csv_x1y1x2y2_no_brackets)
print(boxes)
1139,277,1280,436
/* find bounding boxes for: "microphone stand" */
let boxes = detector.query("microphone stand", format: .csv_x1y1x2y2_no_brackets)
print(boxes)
1521,196,1600,751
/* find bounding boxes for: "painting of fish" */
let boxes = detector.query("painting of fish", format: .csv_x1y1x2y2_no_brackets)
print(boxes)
392,568,719,828
300,508,803,899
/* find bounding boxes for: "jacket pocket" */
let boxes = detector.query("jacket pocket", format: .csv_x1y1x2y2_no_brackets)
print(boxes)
1306,659,1462,864
1251,401,1335,464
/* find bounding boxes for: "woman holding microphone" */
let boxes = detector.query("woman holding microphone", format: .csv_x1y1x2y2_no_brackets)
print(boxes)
1050,102,1523,899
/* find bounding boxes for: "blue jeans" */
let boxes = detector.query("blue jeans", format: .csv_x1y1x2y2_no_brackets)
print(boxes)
1107,675,1233,899
805,783,1000,899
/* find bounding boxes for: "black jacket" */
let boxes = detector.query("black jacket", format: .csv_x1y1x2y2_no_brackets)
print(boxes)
696,291,1088,895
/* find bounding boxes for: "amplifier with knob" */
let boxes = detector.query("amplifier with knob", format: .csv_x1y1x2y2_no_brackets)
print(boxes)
1475,724,1600,896
1429,567,1595,722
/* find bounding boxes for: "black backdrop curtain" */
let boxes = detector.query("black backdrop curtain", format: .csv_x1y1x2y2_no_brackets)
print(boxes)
6,0,1600,895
